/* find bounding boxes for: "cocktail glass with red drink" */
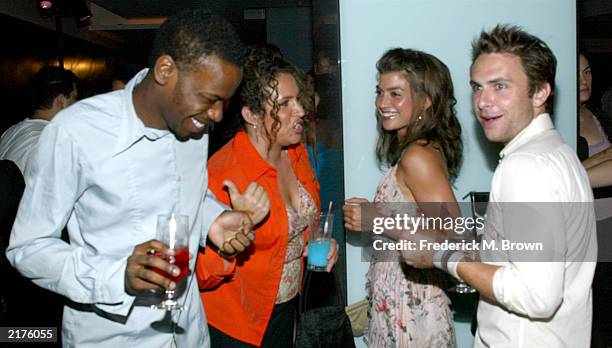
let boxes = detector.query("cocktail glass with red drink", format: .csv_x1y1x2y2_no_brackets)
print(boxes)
152,214,190,311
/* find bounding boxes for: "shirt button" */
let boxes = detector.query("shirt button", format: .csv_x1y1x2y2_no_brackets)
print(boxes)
177,176,182,182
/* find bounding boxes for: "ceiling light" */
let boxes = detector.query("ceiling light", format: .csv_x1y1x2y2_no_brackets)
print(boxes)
36,0,55,16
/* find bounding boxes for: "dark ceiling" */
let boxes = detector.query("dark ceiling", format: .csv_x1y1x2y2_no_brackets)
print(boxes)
88,0,313,55
88,0,612,53
90,0,603,20
91,0,312,18
580,12,612,39
579,1,612,53
92,0,192,18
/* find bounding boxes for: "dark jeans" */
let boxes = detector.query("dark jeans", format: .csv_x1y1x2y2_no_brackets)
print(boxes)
209,297,296,348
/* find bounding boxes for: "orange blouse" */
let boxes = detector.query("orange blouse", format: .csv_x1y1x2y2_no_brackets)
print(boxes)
196,131,320,346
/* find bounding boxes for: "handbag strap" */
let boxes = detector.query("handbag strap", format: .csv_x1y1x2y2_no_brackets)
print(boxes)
298,269,313,315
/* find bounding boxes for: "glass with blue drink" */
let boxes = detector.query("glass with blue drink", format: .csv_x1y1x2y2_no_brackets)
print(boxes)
307,212,333,271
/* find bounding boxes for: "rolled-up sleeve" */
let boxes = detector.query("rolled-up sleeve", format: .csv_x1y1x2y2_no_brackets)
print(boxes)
493,261,564,318
196,247,236,290
6,124,135,315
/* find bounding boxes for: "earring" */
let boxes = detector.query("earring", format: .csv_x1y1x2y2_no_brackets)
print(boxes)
251,123,259,142
417,114,423,121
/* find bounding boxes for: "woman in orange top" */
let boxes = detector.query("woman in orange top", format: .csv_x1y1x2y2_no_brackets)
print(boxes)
196,51,339,347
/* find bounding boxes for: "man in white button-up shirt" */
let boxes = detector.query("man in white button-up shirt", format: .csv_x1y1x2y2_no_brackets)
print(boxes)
403,25,597,347
6,10,258,348
0,66,78,174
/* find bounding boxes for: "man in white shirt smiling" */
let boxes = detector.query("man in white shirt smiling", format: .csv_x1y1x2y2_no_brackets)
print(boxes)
402,24,597,347
6,9,259,348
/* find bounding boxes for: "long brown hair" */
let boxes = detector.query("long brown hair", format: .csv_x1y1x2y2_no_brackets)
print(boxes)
375,48,463,179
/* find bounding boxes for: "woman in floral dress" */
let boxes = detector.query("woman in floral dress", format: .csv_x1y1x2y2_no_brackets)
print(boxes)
343,48,463,347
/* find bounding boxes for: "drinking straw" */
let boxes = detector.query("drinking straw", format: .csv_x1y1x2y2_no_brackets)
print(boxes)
169,214,177,249
323,201,333,235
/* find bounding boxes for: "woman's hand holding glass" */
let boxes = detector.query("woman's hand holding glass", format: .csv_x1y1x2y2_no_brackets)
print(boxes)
303,238,339,273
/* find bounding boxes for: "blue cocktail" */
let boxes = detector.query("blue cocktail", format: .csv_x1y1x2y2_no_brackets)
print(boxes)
307,212,334,271
307,239,331,271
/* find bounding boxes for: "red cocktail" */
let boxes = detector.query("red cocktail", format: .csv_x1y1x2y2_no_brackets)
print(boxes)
152,214,189,312
153,247,190,282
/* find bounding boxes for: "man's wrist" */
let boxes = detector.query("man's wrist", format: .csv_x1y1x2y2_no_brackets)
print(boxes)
206,237,238,259
446,251,467,281
433,249,468,281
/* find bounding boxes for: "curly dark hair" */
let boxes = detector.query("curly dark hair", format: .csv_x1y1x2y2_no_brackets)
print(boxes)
471,24,557,113
375,48,463,179
236,46,313,153
30,66,77,111
150,9,244,70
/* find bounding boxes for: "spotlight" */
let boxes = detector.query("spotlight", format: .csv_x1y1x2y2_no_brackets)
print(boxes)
36,0,55,16
39,1,53,9
35,0,93,26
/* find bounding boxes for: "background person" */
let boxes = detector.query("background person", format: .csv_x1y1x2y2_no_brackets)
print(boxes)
578,51,612,192
0,159,65,343
0,66,77,343
0,66,78,174
577,50,612,348
578,51,612,166
110,63,144,91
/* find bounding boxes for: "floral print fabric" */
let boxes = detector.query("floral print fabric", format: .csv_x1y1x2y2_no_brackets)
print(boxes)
366,166,456,347
275,181,317,304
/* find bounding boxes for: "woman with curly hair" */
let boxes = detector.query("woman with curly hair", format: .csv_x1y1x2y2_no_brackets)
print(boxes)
196,48,339,347
343,48,463,347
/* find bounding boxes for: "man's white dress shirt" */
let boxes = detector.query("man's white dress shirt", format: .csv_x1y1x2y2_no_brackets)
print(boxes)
0,118,49,174
7,69,225,347
475,114,597,348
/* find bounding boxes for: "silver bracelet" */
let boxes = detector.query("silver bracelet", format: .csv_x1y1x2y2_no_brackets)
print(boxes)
433,249,467,281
